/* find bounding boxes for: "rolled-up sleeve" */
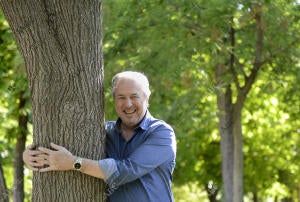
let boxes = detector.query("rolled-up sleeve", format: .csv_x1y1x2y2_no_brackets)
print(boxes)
102,124,176,190
99,158,117,180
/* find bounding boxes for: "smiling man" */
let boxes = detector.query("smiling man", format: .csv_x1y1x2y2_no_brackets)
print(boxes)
112,72,150,138
23,71,177,202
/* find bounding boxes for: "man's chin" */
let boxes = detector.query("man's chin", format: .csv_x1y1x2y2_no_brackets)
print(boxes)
122,119,138,127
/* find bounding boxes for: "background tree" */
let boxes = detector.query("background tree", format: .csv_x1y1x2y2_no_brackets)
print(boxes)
0,0,106,201
0,9,30,202
197,1,300,200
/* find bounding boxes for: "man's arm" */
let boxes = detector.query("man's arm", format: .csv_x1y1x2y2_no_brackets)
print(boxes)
24,143,107,180
23,124,176,184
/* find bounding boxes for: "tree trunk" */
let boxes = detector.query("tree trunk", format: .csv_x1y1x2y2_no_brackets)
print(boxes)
0,163,9,202
216,70,244,202
0,1,106,201
13,91,28,202
232,105,243,202
215,24,245,201
216,72,245,202
13,132,26,202
215,64,234,202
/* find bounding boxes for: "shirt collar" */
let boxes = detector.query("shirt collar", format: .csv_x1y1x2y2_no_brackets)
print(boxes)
139,111,152,130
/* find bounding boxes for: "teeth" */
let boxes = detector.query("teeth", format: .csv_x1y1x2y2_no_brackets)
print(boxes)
125,110,135,114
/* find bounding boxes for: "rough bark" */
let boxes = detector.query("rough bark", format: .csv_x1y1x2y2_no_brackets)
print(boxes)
0,0,106,201
0,163,9,202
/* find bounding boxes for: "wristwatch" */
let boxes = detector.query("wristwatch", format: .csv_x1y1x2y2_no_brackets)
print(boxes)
73,157,83,171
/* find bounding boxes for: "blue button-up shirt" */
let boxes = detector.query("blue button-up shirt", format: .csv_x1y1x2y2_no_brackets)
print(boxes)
99,111,176,202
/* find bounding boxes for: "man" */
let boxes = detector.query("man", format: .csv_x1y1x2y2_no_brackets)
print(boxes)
23,71,177,202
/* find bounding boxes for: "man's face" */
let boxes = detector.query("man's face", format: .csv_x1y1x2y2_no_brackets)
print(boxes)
114,78,149,130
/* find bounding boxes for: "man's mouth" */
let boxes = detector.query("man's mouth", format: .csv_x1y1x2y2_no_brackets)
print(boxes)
124,109,136,114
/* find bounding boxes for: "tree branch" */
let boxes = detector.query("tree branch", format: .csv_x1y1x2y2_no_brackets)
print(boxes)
228,18,240,91
261,36,300,66
242,3,263,97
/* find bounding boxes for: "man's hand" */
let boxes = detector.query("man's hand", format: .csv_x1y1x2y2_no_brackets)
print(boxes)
37,143,76,172
23,144,46,171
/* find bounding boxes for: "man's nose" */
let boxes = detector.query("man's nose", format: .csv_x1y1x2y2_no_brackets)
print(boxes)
125,98,133,107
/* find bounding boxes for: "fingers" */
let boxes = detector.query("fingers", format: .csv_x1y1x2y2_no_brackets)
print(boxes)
23,143,51,171
27,154,52,172
50,142,64,151
29,150,44,156
39,166,54,172
38,143,64,153
25,143,72,172
30,154,49,164
38,147,53,154
30,160,47,168
23,154,48,171
26,164,40,171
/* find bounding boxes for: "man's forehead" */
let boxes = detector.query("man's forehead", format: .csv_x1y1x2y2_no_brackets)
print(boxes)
115,82,142,93
114,77,148,97
115,88,141,95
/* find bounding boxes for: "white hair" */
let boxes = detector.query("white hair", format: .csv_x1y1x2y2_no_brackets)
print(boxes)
112,71,151,98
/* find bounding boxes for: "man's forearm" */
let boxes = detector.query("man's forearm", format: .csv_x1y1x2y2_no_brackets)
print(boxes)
77,158,106,180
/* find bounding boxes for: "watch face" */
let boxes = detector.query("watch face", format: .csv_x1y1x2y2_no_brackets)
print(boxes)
74,162,81,170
